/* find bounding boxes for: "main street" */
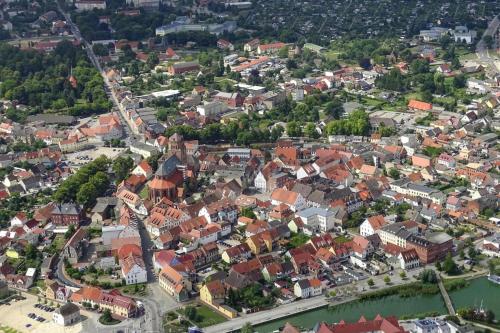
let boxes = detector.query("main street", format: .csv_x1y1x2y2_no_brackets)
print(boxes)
53,5,167,333
56,1,140,145
476,14,500,71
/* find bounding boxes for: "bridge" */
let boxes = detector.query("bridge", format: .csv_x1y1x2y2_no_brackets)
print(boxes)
437,273,456,316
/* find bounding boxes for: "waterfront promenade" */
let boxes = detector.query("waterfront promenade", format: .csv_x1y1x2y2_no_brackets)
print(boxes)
204,268,423,333
204,296,332,333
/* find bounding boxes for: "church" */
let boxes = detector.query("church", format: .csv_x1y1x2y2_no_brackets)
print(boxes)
148,133,198,203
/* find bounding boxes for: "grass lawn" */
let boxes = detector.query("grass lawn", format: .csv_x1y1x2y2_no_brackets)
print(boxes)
0,326,21,333
119,283,148,296
324,50,341,60
334,235,352,244
98,314,121,325
289,233,310,248
51,235,66,252
459,52,478,61
139,186,148,199
188,304,227,328
361,96,386,108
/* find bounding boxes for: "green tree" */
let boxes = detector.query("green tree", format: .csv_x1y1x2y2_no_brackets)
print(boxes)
25,243,39,261
453,74,467,89
112,156,134,183
65,225,76,240
419,269,438,284
410,59,430,74
304,123,319,139
442,253,459,275
435,261,442,272
271,125,284,141
467,246,477,259
484,35,494,49
184,306,197,321
384,275,391,284
240,207,257,219
388,168,400,179
278,46,289,59
92,44,109,56
241,322,255,333
286,121,302,137
101,309,113,323
324,98,344,119
76,182,98,207
399,271,406,279
367,278,375,288
488,259,497,274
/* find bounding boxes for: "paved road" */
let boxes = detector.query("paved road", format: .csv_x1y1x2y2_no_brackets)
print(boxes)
57,1,140,144
205,266,425,333
54,258,82,288
476,14,500,71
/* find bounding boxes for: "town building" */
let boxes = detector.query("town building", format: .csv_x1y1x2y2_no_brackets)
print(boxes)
53,303,80,326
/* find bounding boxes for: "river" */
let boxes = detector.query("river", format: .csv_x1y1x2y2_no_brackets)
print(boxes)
254,277,499,333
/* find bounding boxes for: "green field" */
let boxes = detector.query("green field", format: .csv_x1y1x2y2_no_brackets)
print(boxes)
179,304,228,328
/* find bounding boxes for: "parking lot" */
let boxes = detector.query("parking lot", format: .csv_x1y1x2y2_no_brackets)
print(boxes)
0,294,87,333
65,146,126,167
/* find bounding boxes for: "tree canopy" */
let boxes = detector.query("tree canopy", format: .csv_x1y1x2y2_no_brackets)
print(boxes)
0,42,111,120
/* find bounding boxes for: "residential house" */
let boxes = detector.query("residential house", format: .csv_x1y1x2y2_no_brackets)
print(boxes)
63,228,88,265
158,265,192,301
270,188,306,212
295,207,340,234
359,215,387,237
53,302,80,326
70,287,137,318
398,248,420,270
293,278,322,298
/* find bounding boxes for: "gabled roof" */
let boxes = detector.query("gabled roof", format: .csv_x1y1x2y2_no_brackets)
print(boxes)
270,188,299,205
408,99,432,111
365,215,386,230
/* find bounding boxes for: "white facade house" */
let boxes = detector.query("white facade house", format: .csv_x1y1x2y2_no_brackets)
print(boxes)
131,161,153,179
398,249,420,270
295,207,338,233
377,222,418,248
359,215,387,237
270,188,306,212
75,0,106,11
196,101,227,117
293,279,322,298
53,303,80,326
10,213,27,227
198,199,238,224
390,181,446,204
121,255,148,285
254,171,267,192
453,26,477,44
227,148,251,160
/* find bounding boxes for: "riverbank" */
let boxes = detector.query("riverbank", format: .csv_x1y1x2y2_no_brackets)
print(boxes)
358,278,469,301
253,276,498,333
